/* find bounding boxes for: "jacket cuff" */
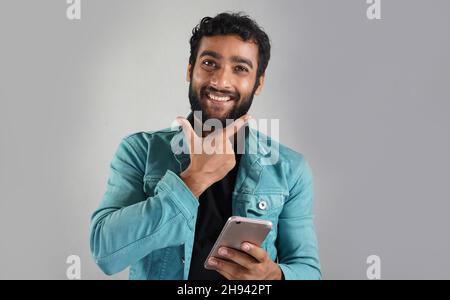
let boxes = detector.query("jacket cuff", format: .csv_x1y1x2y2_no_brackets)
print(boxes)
158,170,199,229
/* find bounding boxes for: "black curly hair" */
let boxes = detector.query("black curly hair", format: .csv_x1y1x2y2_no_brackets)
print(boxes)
189,12,271,81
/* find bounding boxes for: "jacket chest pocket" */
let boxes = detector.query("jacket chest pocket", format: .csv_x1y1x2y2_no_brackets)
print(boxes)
233,192,285,252
233,193,285,219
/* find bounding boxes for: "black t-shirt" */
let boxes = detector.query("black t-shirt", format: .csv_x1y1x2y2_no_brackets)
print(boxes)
187,154,241,280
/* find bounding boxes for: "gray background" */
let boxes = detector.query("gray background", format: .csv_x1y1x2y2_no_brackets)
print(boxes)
1,0,449,279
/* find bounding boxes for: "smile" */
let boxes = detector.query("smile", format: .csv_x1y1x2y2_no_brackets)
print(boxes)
205,91,234,102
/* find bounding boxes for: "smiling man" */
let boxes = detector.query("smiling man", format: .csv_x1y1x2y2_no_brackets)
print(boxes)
188,34,262,125
90,12,321,280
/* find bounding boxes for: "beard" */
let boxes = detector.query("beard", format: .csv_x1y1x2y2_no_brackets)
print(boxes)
188,80,258,127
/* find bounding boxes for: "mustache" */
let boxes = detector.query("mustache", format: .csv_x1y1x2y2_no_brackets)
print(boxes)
202,86,239,100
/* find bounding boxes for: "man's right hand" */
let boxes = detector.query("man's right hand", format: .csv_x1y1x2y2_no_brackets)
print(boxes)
176,114,251,197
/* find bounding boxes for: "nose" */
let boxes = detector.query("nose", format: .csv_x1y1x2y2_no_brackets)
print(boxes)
210,66,233,91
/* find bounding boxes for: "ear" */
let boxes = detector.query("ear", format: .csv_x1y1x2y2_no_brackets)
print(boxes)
186,64,192,82
254,74,266,95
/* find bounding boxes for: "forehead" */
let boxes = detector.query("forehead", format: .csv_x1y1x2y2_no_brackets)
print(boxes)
197,34,259,63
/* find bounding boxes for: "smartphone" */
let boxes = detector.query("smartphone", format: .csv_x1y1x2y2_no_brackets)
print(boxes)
204,216,272,270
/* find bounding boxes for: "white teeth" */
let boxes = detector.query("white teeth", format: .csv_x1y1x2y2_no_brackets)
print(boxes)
207,92,231,102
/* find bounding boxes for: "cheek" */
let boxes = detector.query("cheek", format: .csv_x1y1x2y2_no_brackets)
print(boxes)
192,71,210,90
238,79,254,95
191,74,204,92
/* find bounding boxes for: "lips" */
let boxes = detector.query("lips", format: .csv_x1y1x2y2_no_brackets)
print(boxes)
206,92,231,102
203,90,237,104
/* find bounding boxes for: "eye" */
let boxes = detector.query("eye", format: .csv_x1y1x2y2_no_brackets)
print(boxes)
202,60,217,68
235,65,249,73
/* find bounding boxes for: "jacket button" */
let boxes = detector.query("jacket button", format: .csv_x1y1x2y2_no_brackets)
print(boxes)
182,257,185,264
258,200,268,210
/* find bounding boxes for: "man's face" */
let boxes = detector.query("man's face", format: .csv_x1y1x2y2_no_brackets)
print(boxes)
187,34,265,125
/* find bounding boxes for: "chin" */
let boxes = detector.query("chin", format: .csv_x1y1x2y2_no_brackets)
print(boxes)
202,107,230,120
205,114,227,123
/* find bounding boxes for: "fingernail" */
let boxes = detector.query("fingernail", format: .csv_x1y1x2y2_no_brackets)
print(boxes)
241,243,251,251
209,258,217,266
218,247,228,256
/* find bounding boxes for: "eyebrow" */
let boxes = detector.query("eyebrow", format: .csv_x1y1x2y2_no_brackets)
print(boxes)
231,56,253,69
199,50,254,69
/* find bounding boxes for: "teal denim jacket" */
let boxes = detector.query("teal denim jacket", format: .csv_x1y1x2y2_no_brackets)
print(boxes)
90,124,321,280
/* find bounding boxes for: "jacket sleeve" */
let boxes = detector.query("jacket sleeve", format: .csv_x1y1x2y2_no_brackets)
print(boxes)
89,136,198,275
277,156,322,279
